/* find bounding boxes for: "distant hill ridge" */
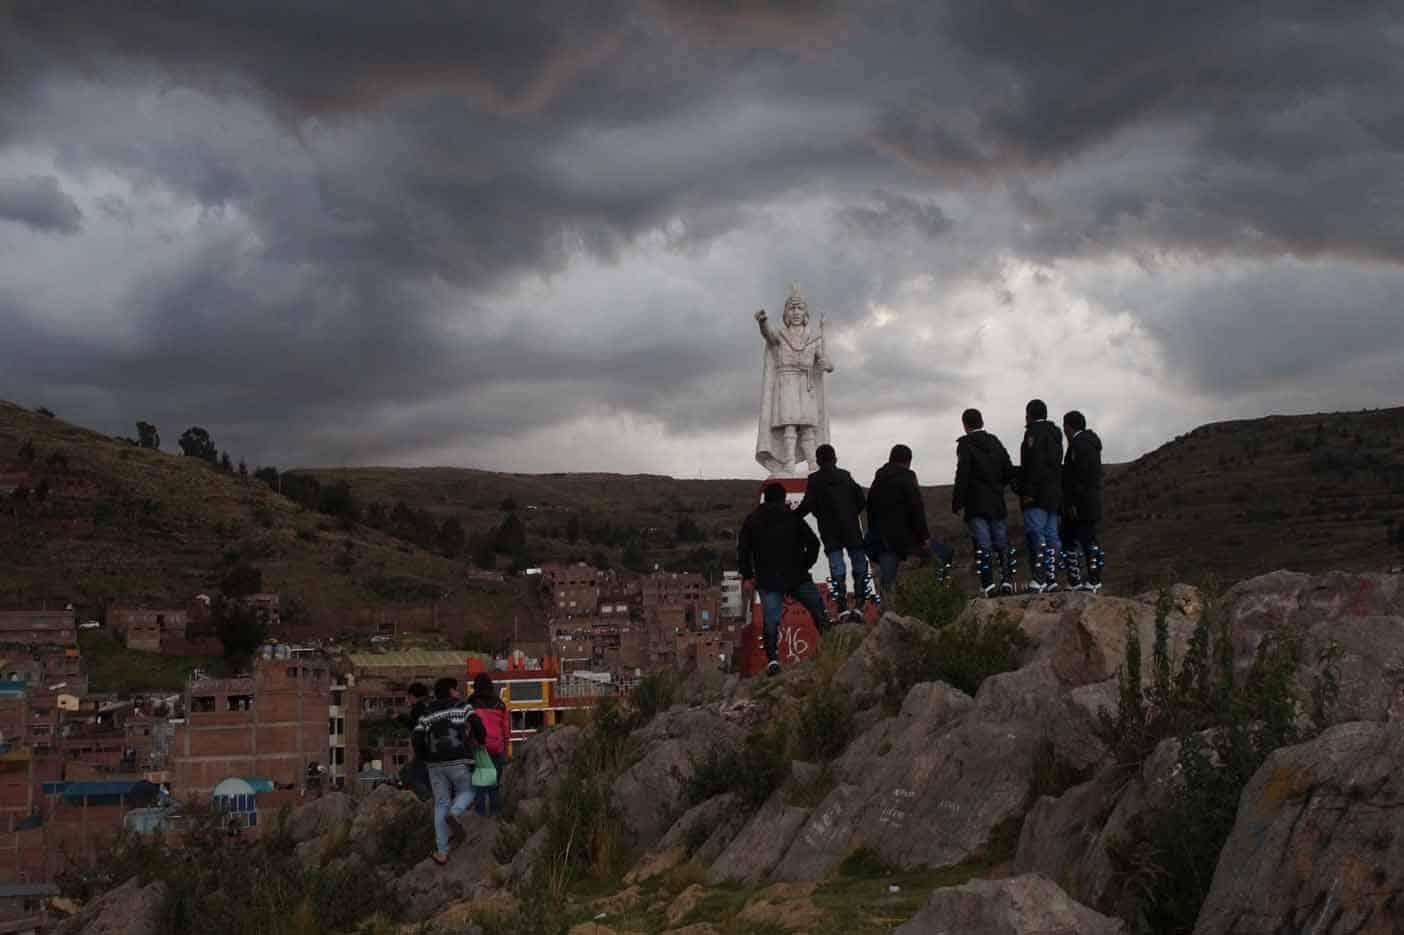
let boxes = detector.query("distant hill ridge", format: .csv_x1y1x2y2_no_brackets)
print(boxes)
3,399,1402,610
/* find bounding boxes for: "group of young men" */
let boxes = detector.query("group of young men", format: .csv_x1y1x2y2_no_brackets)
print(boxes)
402,673,511,865
953,399,1104,598
737,398,1105,674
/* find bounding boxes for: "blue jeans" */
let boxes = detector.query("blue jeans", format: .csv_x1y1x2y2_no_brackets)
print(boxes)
759,582,827,661
473,753,505,816
826,547,869,599
1023,507,1061,559
876,552,901,592
966,517,1009,554
428,761,476,855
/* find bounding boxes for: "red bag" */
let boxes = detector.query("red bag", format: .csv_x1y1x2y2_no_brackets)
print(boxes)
479,704,510,755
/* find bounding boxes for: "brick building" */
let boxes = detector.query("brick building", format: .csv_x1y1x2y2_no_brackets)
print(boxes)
106,608,189,654
171,652,336,800
543,563,608,618
0,612,74,648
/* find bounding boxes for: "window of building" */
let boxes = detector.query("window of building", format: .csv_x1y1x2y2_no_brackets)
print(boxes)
156,614,165,626
509,681,544,703
331,747,345,765
226,695,253,712
191,696,216,713
287,666,299,679
328,717,344,736
331,691,344,707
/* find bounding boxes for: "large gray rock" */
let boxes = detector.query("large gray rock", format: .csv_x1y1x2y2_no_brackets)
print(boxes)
349,783,423,859
395,815,501,922
831,613,938,710
1194,721,1404,935
707,794,811,886
56,878,165,935
286,791,354,843
504,725,584,811
894,873,1124,934
625,793,739,884
612,707,745,847
1222,572,1404,724
779,717,1040,881
1015,735,1184,911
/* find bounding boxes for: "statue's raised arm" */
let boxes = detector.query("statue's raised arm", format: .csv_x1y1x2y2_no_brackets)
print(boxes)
754,309,779,345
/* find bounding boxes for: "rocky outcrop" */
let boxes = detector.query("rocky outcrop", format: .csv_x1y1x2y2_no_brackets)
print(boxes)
1223,572,1404,723
346,783,422,861
1015,735,1185,910
831,613,938,708
894,874,1125,935
395,814,502,922
613,707,745,847
56,879,165,935
707,794,812,886
503,724,584,811
1193,721,1404,935
626,793,739,884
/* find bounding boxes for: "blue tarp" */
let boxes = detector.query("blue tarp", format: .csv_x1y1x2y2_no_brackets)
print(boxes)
42,780,160,805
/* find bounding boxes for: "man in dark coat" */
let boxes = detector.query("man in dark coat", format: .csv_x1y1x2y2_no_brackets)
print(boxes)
1061,410,1105,593
1015,398,1064,592
952,408,1018,596
738,482,829,676
866,444,931,594
796,443,870,620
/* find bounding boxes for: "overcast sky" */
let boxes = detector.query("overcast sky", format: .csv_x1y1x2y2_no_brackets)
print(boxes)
2,2,1401,483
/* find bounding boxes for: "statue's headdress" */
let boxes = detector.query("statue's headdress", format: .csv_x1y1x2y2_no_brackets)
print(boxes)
783,283,809,322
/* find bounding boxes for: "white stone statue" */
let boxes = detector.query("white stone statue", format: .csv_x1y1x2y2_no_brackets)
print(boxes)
754,284,833,476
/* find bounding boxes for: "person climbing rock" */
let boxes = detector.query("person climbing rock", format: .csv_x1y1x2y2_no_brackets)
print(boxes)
738,481,830,676
411,677,486,864
469,672,510,817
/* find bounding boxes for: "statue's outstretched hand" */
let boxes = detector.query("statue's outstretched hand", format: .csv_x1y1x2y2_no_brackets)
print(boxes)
755,309,767,323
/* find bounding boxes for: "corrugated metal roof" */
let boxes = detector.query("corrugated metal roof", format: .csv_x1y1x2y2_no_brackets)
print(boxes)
0,883,59,897
346,650,479,670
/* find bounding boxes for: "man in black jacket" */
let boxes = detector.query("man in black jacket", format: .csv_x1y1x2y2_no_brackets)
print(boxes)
738,482,829,676
412,677,487,864
1015,399,1064,592
795,444,870,621
952,408,1017,596
866,444,931,594
1061,410,1106,593
397,682,431,799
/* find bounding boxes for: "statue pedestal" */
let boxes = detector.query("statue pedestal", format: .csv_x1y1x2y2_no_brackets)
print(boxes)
736,476,880,678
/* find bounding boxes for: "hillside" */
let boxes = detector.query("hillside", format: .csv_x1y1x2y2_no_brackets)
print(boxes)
311,406,1404,592
54,571,1404,934
0,401,542,643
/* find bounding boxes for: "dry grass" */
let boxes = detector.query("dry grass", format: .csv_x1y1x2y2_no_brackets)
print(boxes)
0,401,542,640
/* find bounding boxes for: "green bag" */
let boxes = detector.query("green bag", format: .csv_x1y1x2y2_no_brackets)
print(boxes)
471,748,498,788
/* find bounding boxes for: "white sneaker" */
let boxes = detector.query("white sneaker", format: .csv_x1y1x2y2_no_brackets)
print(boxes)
1027,580,1047,594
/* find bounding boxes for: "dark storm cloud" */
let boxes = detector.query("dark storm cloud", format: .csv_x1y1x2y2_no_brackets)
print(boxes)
0,175,82,233
1,1,1402,472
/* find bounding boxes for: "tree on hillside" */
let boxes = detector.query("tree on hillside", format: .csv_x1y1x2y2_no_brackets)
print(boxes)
35,407,54,417
219,451,233,472
675,515,704,543
318,481,359,523
220,562,264,598
621,538,647,572
136,421,160,449
237,459,248,477
213,596,267,664
178,426,218,462
254,466,279,490
499,496,517,512
438,516,466,557
495,512,526,556
471,534,497,570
